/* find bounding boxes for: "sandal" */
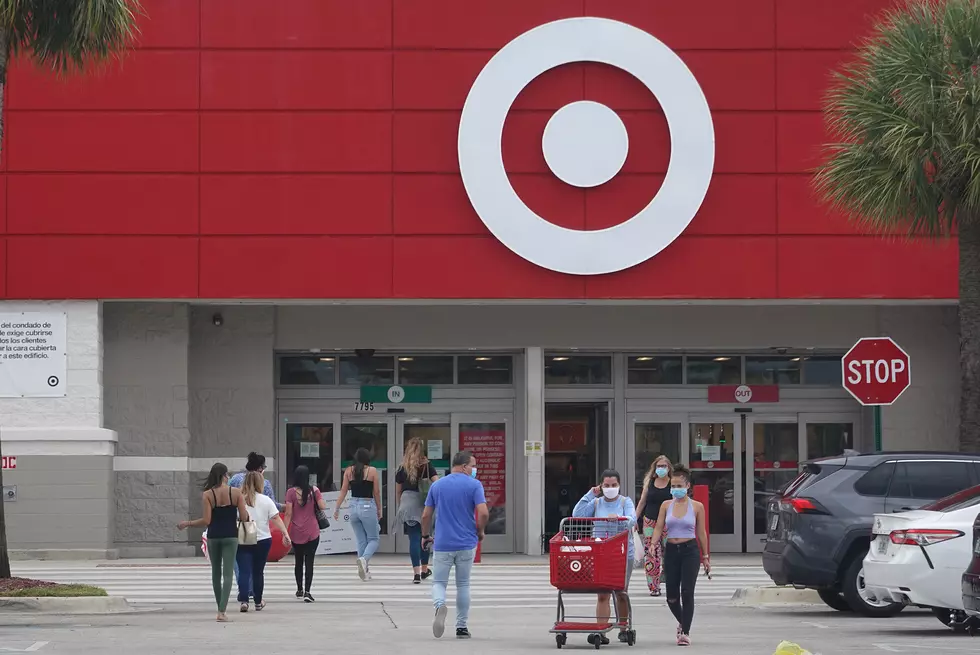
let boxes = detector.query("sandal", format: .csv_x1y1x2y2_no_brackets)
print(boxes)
255,601,266,611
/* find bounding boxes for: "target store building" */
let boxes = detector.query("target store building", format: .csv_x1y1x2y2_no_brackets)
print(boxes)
0,0,964,559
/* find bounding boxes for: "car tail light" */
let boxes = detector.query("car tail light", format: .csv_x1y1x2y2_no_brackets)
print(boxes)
889,529,964,546
783,498,829,515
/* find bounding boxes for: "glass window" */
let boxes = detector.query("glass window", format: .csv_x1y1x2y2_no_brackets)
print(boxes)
545,355,612,385
854,462,895,496
746,356,801,385
922,484,980,512
339,355,395,385
403,422,451,473
806,422,854,460
285,423,334,492
634,423,682,501
802,356,842,385
397,355,453,385
341,423,389,534
457,355,512,385
459,423,507,535
686,356,741,385
628,356,683,385
689,422,736,536
278,356,337,385
889,461,974,500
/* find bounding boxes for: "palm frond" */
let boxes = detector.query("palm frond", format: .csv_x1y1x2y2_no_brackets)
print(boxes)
815,0,980,238
0,0,143,73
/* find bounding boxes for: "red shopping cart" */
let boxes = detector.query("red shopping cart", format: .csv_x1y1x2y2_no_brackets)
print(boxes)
549,516,636,649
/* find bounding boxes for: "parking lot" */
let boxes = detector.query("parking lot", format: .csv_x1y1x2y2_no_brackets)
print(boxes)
0,602,974,654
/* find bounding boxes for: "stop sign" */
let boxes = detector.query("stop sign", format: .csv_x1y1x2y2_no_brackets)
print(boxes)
842,337,911,405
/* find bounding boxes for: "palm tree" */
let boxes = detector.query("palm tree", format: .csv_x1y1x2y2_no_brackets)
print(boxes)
0,0,142,579
815,0,980,454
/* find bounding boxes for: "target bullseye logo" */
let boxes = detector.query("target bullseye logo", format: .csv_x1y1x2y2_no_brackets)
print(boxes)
458,17,715,276
569,559,583,572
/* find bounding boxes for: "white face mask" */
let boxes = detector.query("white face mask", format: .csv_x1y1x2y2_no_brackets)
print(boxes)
602,486,619,500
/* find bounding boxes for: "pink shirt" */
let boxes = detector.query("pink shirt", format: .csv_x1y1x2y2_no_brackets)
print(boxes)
286,487,323,544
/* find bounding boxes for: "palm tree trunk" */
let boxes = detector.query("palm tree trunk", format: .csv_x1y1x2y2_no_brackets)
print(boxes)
959,218,980,453
0,26,10,579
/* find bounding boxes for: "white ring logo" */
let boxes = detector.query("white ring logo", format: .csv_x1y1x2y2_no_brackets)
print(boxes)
569,560,583,572
458,17,715,276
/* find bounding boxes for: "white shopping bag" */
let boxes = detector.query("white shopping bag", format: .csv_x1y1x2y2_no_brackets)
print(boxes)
632,531,645,568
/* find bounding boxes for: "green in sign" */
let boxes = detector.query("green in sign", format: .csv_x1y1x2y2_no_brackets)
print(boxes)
360,385,432,404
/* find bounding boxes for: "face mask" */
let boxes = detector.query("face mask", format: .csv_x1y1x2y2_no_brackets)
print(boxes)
655,467,668,478
671,488,688,500
470,467,478,479
602,486,619,500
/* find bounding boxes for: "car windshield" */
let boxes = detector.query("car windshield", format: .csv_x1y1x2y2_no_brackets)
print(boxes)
921,484,980,513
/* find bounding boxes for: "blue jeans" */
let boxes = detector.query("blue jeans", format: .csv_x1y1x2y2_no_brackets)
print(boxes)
233,559,253,596
349,499,381,562
432,548,476,629
236,538,272,604
406,522,430,568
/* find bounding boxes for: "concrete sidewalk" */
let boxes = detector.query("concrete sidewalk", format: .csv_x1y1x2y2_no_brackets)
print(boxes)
15,552,763,568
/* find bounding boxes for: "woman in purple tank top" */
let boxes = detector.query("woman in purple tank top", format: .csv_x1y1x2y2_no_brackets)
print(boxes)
650,465,710,646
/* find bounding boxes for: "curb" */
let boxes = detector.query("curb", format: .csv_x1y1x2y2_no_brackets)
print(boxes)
0,596,140,614
731,586,822,605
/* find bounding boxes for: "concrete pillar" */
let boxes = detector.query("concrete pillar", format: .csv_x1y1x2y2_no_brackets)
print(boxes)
0,300,117,559
524,346,545,556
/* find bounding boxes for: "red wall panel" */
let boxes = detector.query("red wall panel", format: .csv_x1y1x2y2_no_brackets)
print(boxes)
8,51,199,110
201,51,392,110
201,113,392,172
0,237,6,297
7,113,199,172
202,0,392,49
200,175,392,235
1,0,958,300
6,237,199,298
199,237,394,298
8,175,199,234
778,236,957,298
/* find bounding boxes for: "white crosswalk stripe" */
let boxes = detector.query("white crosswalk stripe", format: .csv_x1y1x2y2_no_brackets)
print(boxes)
11,563,772,609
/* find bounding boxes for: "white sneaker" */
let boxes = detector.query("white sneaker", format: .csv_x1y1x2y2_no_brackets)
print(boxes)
433,605,448,638
356,557,367,581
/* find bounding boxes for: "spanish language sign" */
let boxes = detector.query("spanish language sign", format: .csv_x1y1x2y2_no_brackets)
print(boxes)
0,313,67,397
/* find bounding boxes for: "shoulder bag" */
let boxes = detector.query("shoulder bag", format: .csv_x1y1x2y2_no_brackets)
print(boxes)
313,488,331,531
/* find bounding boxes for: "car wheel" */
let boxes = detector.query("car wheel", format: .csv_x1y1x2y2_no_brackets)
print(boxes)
817,589,853,612
841,554,905,617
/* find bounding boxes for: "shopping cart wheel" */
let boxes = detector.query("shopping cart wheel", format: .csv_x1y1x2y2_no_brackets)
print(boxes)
555,633,566,649
592,634,601,650
626,630,636,646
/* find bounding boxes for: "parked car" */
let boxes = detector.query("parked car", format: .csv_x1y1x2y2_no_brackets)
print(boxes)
863,484,980,632
763,452,980,616
963,510,980,620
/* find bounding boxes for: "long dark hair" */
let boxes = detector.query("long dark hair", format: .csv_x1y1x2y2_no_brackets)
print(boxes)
204,463,228,491
293,465,312,506
353,448,371,482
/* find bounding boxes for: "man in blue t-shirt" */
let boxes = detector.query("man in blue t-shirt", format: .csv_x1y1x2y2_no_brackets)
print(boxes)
421,450,488,640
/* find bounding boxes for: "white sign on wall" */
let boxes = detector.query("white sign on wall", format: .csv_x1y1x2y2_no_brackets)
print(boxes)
0,313,67,397
458,17,715,276
316,491,357,555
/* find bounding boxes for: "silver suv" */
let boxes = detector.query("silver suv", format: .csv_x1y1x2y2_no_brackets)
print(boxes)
763,452,980,616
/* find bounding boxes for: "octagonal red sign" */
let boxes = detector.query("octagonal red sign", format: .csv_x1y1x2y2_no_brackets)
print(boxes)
841,337,911,406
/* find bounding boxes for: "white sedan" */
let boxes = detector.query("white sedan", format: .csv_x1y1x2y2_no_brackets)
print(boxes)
864,485,980,632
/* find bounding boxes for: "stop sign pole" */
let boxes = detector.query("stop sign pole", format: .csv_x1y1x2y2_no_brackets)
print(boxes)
841,337,912,451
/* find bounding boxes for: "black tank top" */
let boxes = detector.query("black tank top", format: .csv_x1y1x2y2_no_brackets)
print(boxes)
644,481,673,521
349,468,374,498
208,488,238,539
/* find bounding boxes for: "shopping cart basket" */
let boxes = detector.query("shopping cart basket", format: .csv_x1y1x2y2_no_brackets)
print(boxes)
549,516,636,649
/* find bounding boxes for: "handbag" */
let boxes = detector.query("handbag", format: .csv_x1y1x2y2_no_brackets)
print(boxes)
238,519,257,546
313,488,330,531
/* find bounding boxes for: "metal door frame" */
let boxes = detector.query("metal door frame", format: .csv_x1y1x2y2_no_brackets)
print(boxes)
744,414,802,553
687,414,743,553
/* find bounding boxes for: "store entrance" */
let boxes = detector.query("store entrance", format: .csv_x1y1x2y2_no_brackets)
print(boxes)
630,412,860,553
543,402,609,547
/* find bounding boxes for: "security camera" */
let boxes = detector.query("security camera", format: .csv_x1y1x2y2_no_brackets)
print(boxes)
212,313,224,327
354,349,376,358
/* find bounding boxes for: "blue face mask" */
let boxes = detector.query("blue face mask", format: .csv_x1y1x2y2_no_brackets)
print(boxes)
655,467,668,478
470,467,478,479
670,488,688,500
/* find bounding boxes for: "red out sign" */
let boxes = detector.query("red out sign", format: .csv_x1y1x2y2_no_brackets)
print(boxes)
842,337,911,406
